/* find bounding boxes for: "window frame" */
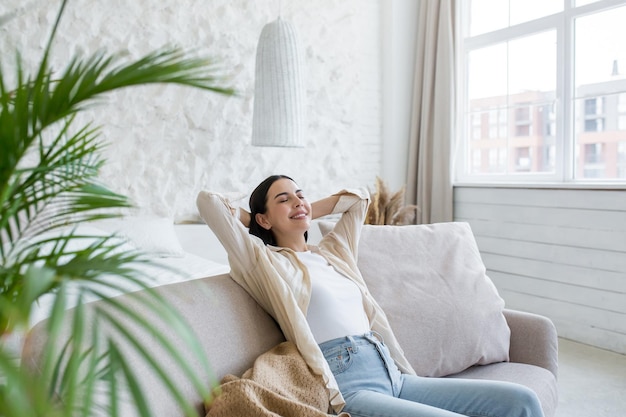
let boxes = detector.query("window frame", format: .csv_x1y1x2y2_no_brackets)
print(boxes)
455,0,626,188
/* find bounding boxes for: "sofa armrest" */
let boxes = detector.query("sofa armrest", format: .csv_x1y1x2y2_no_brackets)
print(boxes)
503,309,558,378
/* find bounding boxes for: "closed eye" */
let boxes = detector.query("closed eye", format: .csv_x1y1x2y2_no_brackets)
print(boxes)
274,190,305,202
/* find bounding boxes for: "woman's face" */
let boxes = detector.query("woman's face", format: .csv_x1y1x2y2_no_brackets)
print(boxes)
255,178,312,238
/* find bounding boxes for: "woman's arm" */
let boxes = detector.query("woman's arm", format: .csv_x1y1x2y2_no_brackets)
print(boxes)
311,195,340,219
196,191,259,272
317,189,369,256
235,207,251,228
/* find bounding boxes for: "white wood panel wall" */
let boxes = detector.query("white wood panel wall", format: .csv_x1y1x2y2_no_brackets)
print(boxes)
453,186,626,354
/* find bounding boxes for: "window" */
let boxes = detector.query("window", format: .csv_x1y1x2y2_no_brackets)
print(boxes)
582,97,605,133
488,109,498,138
620,142,626,163
458,0,626,183
583,142,605,177
471,149,482,172
618,94,626,130
515,147,532,171
617,142,626,177
514,104,532,136
584,143,603,163
471,113,482,140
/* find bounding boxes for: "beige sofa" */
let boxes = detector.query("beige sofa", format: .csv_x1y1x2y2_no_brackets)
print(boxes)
23,222,558,417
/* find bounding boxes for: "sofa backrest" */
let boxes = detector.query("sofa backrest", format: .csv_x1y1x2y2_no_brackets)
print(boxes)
22,273,285,417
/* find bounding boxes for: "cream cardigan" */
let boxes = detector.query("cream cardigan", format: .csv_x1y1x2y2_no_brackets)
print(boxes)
196,188,415,413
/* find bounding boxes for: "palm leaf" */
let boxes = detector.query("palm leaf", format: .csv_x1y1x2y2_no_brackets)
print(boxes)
0,0,234,416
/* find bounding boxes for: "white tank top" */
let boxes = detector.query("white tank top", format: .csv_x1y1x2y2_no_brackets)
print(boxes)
296,251,370,344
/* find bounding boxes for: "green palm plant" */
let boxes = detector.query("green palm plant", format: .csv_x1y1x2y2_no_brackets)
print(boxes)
0,1,233,416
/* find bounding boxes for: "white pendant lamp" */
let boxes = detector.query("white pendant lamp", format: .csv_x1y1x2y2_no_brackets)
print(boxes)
251,17,305,147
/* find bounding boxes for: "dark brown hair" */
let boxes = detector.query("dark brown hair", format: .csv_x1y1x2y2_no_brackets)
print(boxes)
248,175,308,246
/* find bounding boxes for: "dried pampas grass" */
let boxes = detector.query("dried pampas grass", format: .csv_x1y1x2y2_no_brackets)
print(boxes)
365,177,419,225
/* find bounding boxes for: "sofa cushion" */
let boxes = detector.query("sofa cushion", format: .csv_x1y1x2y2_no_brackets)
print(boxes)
448,362,558,417
320,221,511,377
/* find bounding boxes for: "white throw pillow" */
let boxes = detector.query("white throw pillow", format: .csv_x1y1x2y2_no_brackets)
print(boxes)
31,224,137,258
322,221,511,377
93,217,185,258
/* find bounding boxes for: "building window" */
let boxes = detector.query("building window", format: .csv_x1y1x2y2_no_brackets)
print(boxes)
471,149,482,172
584,98,601,116
515,147,531,171
617,142,626,178
618,94,626,130
584,143,603,164
458,0,626,183
619,142,626,163
583,98,605,132
544,103,556,137
514,105,532,137
471,113,482,140
584,118,604,132
488,108,498,138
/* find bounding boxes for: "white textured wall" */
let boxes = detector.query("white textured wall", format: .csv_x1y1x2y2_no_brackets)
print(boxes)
1,0,383,221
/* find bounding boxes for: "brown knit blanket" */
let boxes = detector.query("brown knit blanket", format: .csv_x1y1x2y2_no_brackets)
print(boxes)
205,341,348,417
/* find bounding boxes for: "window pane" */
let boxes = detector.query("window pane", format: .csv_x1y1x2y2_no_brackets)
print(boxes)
469,0,509,36
510,0,562,26
465,31,557,177
467,102,556,175
469,0,563,36
574,6,626,180
575,5,626,87
509,31,557,95
575,94,626,179
468,43,507,100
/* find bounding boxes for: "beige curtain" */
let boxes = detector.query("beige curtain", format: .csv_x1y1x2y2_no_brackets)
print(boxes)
406,0,456,224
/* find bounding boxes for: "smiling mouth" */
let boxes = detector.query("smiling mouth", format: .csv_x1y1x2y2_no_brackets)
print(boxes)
290,213,308,219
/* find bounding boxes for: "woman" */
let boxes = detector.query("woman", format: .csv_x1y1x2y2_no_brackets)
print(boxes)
196,174,544,417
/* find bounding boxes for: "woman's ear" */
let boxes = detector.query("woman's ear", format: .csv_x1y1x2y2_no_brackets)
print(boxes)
255,213,272,230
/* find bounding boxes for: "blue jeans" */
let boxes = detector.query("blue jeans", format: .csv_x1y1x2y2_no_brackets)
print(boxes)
319,333,545,417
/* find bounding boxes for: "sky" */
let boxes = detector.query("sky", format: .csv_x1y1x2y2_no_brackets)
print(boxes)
467,0,626,99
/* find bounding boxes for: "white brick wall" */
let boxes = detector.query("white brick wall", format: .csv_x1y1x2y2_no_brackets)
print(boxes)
1,0,383,221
